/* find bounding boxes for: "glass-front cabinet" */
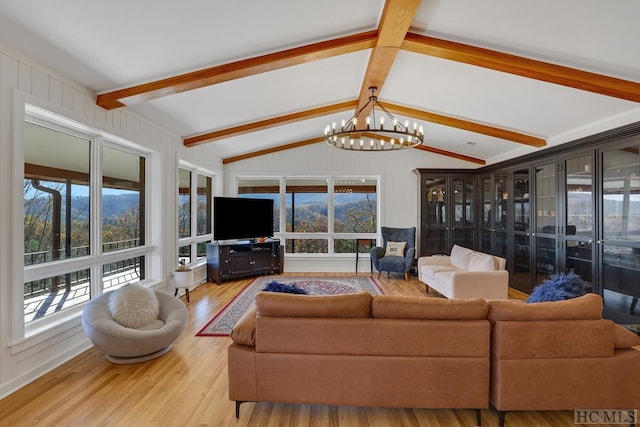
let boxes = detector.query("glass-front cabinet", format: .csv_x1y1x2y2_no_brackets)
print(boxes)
416,122,640,324
600,140,640,324
418,173,475,256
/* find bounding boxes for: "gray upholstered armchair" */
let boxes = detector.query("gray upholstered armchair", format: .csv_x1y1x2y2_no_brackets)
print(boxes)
370,226,416,281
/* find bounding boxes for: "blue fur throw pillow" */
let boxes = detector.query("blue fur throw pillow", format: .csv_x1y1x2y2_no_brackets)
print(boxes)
262,281,308,294
527,271,587,303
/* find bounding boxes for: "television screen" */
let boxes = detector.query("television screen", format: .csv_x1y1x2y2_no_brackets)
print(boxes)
213,197,274,241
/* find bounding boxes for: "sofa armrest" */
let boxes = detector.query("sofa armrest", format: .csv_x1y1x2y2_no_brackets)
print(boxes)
418,255,452,268
449,270,509,299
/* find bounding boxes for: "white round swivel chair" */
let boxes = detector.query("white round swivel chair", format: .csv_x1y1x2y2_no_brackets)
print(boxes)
82,288,188,364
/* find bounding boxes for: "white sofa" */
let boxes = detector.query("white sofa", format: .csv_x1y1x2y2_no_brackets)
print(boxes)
418,245,509,299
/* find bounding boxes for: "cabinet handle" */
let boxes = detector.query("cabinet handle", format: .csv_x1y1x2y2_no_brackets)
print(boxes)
597,240,605,244
531,233,536,237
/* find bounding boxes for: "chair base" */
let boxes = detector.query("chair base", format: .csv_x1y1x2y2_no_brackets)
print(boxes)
106,345,172,364
377,271,409,282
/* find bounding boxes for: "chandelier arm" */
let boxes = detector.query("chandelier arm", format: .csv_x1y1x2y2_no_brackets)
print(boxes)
373,101,405,131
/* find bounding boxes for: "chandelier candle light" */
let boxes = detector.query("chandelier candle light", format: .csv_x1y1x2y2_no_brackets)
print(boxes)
324,87,424,151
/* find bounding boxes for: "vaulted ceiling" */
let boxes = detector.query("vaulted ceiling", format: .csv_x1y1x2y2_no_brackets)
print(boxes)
1,0,639,166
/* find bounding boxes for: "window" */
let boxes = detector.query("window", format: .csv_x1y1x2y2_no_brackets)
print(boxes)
177,165,213,266
22,105,155,331
236,176,378,254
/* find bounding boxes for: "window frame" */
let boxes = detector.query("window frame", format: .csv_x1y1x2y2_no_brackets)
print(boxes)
177,162,214,268
14,102,159,341
235,175,380,256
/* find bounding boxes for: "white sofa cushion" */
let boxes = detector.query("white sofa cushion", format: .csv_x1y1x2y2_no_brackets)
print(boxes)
450,245,473,270
420,264,459,280
468,252,495,271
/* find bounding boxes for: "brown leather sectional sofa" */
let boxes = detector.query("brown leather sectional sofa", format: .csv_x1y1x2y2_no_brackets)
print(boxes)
228,291,640,426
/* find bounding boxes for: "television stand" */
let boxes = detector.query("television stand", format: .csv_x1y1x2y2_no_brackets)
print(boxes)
206,239,283,284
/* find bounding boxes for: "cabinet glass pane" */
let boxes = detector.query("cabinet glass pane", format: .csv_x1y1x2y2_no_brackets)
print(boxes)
512,233,531,291
481,178,491,229
453,179,473,225
536,164,557,233
453,228,474,250
602,244,640,323
566,156,594,238
565,155,594,287
602,145,640,242
424,229,447,255
513,170,530,232
494,175,508,230
536,236,556,282
425,178,447,226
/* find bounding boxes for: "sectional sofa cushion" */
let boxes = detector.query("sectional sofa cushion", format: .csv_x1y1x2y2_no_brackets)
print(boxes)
372,295,488,320
230,305,257,346
255,291,372,318
488,293,603,322
614,324,640,348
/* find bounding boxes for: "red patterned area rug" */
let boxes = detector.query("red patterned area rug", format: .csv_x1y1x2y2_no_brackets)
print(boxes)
196,275,384,337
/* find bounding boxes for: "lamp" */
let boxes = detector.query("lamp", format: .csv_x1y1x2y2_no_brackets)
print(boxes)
324,86,424,151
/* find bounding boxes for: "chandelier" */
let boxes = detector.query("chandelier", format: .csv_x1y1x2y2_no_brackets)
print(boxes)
324,87,424,151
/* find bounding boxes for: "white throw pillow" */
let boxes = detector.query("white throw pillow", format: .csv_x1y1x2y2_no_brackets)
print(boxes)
384,241,407,257
450,245,473,270
468,252,496,271
109,285,160,329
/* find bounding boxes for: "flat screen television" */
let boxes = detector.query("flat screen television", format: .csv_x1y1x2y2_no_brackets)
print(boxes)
213,196,274,241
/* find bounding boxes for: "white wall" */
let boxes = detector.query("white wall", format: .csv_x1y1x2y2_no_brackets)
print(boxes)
223,143,474,272
0,43,223,398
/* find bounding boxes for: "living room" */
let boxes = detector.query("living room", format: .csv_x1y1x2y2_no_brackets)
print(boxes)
0,1,639,425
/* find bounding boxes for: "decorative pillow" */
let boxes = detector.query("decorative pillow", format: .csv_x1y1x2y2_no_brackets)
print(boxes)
467,252,495,271
450,244,473,270
109,284,160,329
262,281,308,294
527,271,587,303
384,241,407,257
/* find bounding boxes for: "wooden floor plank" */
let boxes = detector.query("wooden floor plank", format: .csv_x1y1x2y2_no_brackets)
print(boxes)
0,273,613,426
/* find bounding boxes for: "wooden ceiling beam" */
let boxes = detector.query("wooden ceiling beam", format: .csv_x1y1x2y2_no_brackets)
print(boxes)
402,32,640,103
184,100,358,147
355,0,422,117
223,137,324,164
414,145,486,165
384,101,546,148
96,31,378,110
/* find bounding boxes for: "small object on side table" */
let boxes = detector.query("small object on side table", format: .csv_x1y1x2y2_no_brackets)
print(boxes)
174,260,194,303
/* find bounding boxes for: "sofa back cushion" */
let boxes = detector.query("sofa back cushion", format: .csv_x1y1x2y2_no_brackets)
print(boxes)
467,252,496,271
255,291,372,318
372,295,489,320
492,319,614,358
488,293,603,322
450,244,473,270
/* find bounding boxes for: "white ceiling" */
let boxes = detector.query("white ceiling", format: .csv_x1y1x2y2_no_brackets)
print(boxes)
1,0,639,165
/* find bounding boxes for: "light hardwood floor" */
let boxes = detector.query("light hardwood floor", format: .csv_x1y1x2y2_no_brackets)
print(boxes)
0,273,609,426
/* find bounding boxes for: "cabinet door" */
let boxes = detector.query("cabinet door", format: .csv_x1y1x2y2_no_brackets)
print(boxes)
493,174,509,259
512,168,532,293
452,178,475,249
229,252,252,276
422,178,448,255
252,249,272,273
564,154,595,288
535,163,558,283
600,142,640,324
